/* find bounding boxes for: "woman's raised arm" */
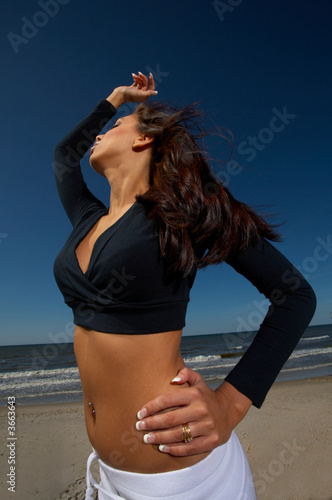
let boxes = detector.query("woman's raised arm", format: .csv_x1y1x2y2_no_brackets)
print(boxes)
53,72,157,227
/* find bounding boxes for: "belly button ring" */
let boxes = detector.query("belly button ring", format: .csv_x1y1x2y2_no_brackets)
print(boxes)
88,402,96,417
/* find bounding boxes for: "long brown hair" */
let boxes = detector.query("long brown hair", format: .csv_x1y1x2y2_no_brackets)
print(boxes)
134,101,280,276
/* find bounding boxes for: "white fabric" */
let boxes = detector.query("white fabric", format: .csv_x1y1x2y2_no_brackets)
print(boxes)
86,430,257,500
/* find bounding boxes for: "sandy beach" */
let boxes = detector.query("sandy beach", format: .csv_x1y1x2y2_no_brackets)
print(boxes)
1,376,331,500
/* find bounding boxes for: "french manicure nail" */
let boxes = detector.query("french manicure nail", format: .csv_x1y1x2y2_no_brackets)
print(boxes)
136,420,146,430
171,376,182,382
137,408,148,420
159,444,169,452
143,433,150,444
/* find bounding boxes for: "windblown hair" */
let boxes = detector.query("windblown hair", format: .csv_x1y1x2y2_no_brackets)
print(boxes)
134,101,280,276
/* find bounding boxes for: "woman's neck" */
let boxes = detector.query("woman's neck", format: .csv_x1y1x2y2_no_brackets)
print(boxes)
107,175,149,216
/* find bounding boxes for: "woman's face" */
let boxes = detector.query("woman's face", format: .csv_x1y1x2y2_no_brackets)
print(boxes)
89,113,143,176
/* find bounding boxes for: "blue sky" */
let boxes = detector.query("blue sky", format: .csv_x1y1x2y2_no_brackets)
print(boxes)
1,0,331,346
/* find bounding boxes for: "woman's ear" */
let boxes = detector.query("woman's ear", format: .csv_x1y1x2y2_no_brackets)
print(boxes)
132,135,154,150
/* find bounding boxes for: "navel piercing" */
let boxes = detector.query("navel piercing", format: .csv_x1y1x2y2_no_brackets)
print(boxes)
88,402,96,417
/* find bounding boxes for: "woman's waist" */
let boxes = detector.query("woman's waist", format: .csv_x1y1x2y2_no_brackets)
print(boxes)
82,355,188,419
86,381,211,474
87,383,198,472
74,326,210,472
78,328,188,447
82,361,209,473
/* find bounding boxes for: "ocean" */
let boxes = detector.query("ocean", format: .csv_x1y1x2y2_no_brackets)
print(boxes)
1,324,332,406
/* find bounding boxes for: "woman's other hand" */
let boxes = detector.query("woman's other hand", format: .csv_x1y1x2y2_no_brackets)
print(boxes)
135,367,253,456
107,72,158,109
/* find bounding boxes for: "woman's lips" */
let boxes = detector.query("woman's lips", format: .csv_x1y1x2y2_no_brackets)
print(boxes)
90,143,98,154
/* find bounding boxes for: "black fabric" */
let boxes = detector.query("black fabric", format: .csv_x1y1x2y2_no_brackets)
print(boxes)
53,100,316,408
224,239,316,407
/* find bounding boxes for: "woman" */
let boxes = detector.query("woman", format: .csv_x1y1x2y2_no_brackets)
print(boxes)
53,72,316,499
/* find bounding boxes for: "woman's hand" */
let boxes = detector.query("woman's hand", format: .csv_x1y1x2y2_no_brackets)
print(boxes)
135,367,252,456
107,72,158,109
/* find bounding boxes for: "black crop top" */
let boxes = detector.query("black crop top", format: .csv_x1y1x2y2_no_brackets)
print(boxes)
53,99,316,408
53,199,196,334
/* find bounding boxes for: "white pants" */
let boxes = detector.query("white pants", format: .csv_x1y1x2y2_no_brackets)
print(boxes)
85,430,257,500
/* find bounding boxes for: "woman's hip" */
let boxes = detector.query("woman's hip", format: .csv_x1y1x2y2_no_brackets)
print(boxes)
86,430,257,500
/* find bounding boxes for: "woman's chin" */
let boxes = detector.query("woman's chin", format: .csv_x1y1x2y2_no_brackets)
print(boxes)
90,159,107,177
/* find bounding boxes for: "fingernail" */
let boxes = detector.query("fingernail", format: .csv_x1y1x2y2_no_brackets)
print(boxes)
159,444,170,453
149,72,153,77
138,71,144,75
132,73,136,77
137,408,148,420
153,91,158,94
143,433,156,444
136,420,146,430
171,375,183,382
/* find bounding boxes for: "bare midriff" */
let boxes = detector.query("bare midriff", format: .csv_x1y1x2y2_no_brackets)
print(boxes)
74,325,211,473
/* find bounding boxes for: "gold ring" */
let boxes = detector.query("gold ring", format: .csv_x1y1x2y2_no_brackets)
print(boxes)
182,423,193,443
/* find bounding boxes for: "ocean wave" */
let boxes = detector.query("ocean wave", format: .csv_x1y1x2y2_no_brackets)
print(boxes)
300,335,329,342
2,377,82,392
1,366,79,380
202,362,332,383
203,375,224,382
201,361,237,370
183,354,221,364
0,390,84,406
281,362,332,373
289,347,332,360
184,346,332,366
0,367,81,399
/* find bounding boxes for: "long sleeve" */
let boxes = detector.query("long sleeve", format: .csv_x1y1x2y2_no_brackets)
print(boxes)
224,237,316,408
53,99,117,227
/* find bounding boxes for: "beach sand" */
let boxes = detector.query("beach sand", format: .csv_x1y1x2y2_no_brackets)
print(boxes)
1,376,331,500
